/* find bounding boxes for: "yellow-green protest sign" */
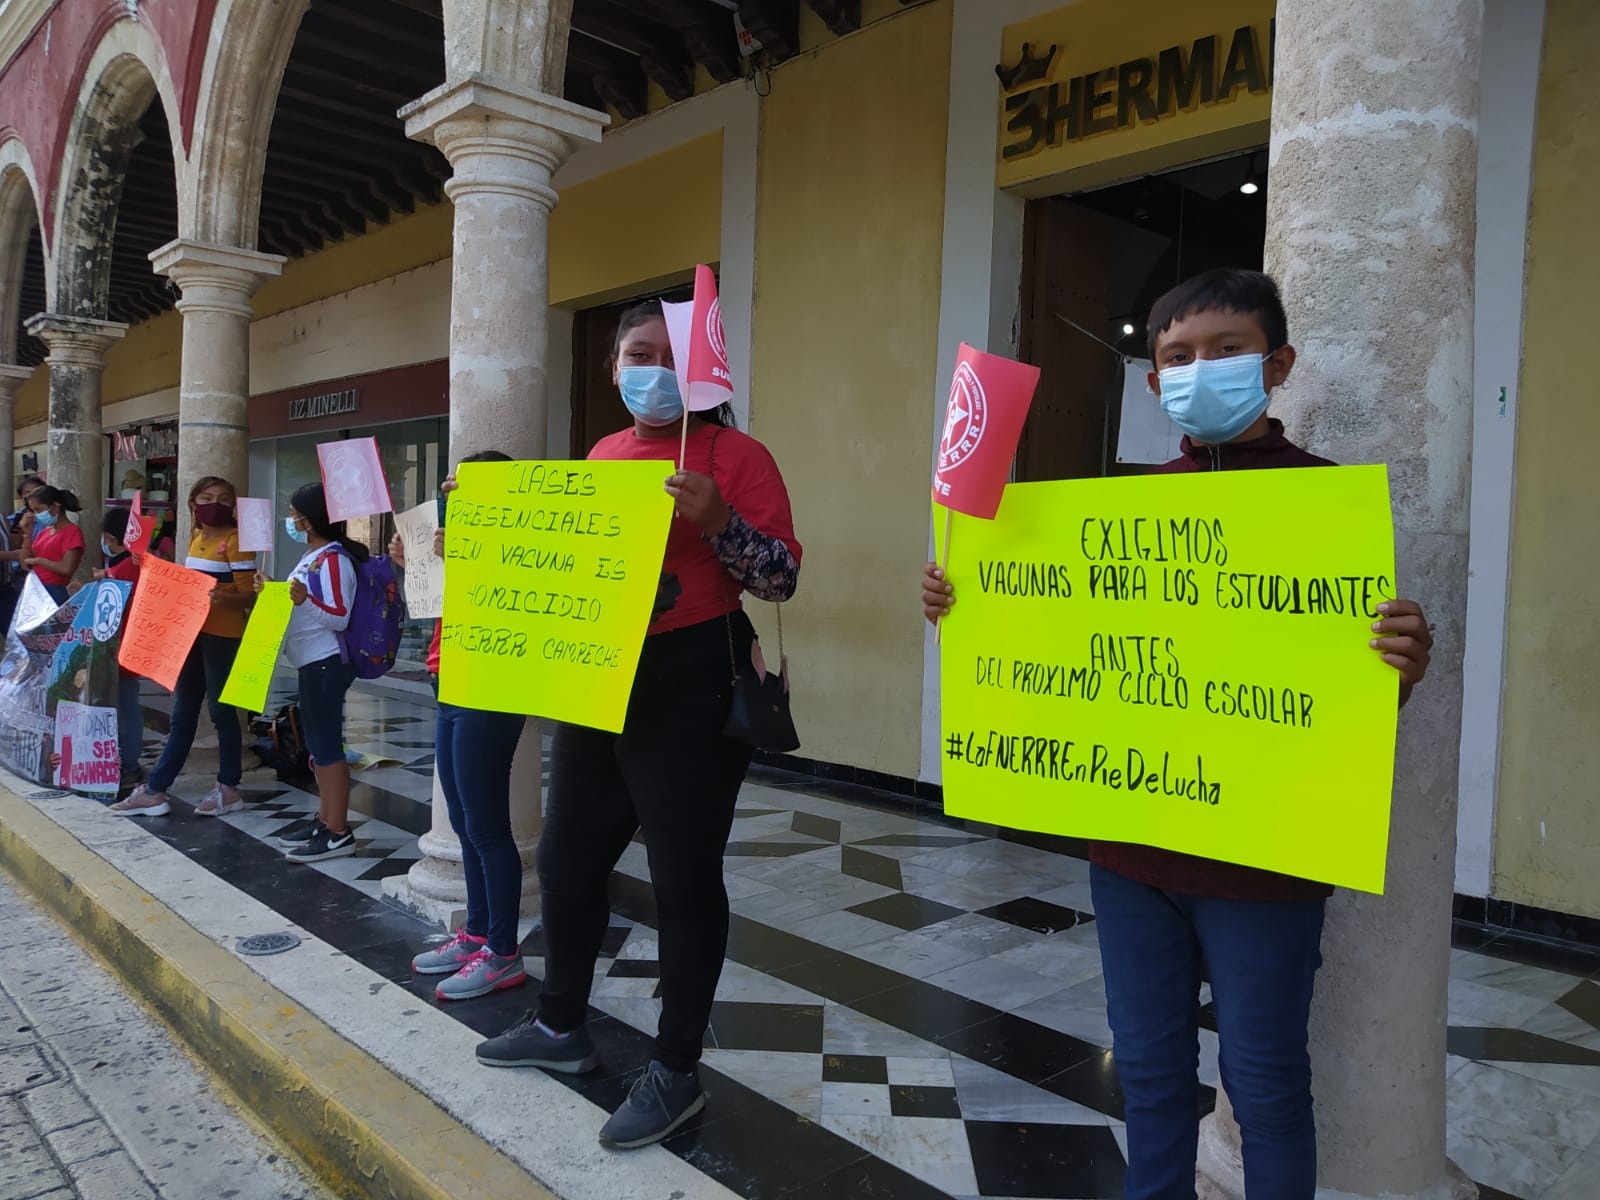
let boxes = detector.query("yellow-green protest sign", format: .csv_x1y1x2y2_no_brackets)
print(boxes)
438,460,674,732
939,465,1398,893
219,583,292,713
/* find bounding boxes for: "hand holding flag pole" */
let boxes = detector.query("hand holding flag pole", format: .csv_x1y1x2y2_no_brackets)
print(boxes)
931,343,1041,640
661,265,735,470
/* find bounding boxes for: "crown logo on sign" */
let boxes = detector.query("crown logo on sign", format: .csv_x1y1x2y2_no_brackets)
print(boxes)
995,42,1058,92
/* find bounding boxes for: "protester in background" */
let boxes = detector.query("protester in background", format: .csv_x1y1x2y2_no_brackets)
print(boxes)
475,300,803,1151
113,477,254,819
20,486,85,604
98,508,146,794
263,482,362,864
0,475,46,630
401,450,529,1003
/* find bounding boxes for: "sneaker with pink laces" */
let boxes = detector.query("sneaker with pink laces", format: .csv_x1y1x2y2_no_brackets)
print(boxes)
195,784,243,817
412,929,486,976
109,785,171,818
436,948,527,1002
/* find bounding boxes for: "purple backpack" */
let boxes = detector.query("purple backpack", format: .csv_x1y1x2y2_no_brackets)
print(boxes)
331,549,403,679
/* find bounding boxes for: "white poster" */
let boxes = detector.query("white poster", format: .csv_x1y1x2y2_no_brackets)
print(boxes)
53,701,120,795
392,500,443,620
1115,358,1185,466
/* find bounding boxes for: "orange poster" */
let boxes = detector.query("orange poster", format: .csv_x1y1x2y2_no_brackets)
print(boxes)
116,555,216,690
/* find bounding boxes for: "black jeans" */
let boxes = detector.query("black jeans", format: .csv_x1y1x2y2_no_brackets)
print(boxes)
537,612,755,1073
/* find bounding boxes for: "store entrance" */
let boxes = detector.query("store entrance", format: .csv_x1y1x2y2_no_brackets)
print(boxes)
1015,148,1268,482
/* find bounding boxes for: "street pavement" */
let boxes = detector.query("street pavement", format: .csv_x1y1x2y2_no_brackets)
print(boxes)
0,871,329,1200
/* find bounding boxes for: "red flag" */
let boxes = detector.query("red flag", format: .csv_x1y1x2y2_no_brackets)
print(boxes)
933,344,1040,520
125,492,154,558
662,265,735,412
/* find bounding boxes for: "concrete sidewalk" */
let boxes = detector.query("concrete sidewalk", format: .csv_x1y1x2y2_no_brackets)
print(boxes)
0,873,327,1200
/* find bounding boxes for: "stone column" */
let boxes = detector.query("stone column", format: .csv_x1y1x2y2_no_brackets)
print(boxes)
149,240,285,547
0,364,31,502
23,316,127,572
1196,2,1481,1198
383,77,605,927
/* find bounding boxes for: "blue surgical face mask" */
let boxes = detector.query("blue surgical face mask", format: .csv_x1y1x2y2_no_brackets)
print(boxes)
284,517,309,545
32,510,55,529
101,538,117,557
618,366,684,427
1158,353,1272,444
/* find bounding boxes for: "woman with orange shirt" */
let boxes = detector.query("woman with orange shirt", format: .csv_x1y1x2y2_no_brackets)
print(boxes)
113,476,256,819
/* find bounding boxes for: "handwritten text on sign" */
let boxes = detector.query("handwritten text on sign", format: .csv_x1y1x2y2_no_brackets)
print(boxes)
220,583,293,713
54,702,120,795
438,461,674,732
393,501,444,620
116,556,216,690
939,466,1398,893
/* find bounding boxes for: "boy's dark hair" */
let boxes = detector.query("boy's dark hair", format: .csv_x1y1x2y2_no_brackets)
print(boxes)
102,507,132,544
1147,269,1288,359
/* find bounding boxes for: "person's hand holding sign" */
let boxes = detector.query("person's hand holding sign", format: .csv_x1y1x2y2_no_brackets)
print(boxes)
665,471,730,536
1372,598,1432,707
922,562,954,625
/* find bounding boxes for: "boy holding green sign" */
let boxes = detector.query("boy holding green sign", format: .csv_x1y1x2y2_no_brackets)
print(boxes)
922,270,1434,1199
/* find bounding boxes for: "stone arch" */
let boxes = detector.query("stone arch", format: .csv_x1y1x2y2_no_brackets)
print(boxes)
0,136,46,357
52,16,188,318
185,0,311,248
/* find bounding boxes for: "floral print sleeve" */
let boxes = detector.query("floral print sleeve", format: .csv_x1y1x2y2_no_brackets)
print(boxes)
707,508,800,602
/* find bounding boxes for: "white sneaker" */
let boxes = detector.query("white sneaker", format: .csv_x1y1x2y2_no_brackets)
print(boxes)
109,785,170,818
195,784,243,817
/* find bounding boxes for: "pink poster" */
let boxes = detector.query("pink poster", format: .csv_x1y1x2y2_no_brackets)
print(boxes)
316,437,394,524
235,497,274,552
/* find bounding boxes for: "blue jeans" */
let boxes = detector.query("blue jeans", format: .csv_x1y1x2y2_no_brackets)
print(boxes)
436,702,526,957
1091,863,1326,1200
116,673,142,773
148,634,242,792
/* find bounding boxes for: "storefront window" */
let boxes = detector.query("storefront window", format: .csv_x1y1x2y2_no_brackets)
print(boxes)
269,419,447,666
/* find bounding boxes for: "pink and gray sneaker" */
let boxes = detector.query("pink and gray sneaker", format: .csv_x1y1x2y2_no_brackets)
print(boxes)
411,929,486,976
436,948,527,1002
109,785,170,818
195,784,243,817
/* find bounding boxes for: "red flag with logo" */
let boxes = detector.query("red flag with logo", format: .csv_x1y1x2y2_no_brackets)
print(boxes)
125,491,154,558
662,264,735,413
933,344,1040,520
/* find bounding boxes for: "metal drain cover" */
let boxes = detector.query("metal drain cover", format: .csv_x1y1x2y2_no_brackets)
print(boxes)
237,933,301,957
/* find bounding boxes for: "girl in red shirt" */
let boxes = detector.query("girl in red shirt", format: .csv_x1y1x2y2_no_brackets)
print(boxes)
475,301,802,1150
21,487,86,604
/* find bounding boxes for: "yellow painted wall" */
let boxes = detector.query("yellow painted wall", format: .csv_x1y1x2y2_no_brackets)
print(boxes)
549,133,722,308
750,0,951,778
1494,0,1600,916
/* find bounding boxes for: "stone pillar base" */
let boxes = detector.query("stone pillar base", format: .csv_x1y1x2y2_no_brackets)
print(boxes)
1196,1113,1479,1200
381,872,542,932
380,838,541,933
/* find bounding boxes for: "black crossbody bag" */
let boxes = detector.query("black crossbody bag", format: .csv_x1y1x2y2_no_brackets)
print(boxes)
707,429,800,753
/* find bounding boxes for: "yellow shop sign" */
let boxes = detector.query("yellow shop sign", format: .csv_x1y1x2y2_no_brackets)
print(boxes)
997,0,1276,193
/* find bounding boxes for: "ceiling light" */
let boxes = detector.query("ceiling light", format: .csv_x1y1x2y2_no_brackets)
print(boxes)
1121,323,1135,336
1239,179,1259,195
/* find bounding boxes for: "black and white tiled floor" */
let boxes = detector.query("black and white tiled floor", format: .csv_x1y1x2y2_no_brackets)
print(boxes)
107,680,1600,1198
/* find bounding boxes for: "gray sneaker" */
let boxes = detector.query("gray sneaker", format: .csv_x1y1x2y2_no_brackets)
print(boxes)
412,929,486,976
476,1011,599,1073
598,1061,705,1149
435,949,527,1002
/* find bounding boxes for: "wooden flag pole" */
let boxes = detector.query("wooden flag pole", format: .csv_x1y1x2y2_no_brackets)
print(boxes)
678,412,691,473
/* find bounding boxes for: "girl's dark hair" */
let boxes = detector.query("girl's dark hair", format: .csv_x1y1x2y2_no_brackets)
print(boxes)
15,474,43,497
459,450,513,466
290,482,370,564
610,298,737,430
30,486,81,513
188,475,238,509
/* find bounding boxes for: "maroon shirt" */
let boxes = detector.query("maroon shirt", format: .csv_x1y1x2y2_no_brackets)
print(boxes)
1089,419,1338,903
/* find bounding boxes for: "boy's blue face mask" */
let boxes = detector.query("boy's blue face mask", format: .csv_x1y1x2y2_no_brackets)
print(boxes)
618,366,684,427
1158,353,1272,444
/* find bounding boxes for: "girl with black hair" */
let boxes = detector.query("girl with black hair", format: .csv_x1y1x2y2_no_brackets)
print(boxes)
21,486,85,603
475,299,802,1150
257,482,366,863
399,450,531,1003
